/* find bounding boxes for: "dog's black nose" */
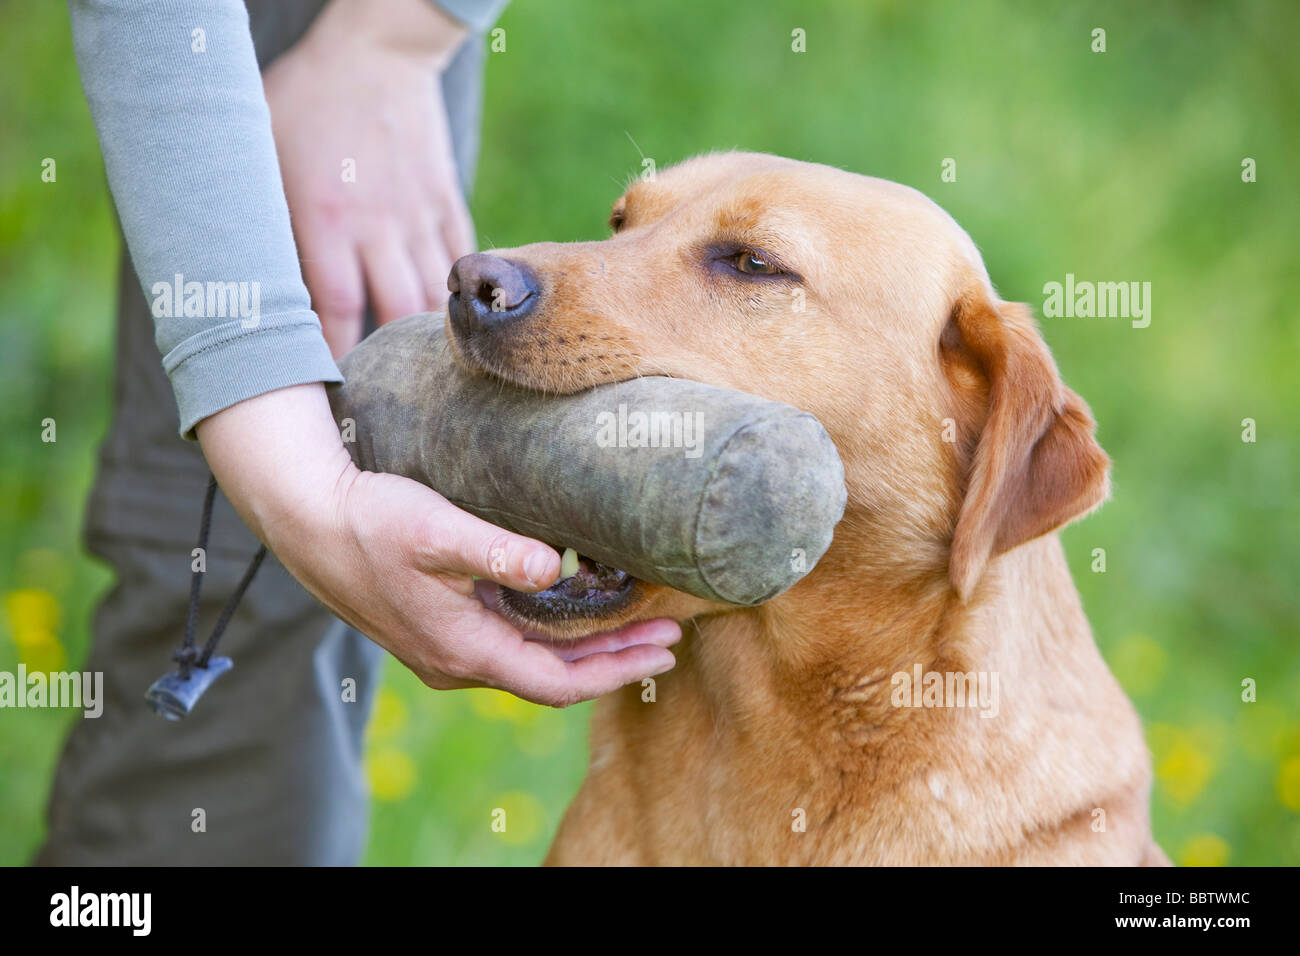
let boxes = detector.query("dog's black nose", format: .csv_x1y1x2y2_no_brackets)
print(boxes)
447,254,540,336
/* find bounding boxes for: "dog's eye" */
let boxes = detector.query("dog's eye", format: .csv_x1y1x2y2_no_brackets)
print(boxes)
609,210,626,233
734,250,779,275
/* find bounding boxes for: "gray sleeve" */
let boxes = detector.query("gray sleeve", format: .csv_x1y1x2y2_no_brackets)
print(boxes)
430,0,509,33
68,0,341,438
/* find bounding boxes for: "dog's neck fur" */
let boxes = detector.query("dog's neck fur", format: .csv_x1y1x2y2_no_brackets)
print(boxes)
704,521,1087,721
607,523,1145,864
556,511,1154,864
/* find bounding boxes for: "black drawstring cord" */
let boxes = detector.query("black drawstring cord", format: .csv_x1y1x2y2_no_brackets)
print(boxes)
176,475,218,680
199,544,266,667
147,473,267,719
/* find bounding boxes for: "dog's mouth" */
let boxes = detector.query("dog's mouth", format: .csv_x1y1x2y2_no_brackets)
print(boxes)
498,547,641,625
447,324,651,630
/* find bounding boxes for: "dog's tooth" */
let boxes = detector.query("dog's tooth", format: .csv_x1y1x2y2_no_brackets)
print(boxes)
560,547,580,579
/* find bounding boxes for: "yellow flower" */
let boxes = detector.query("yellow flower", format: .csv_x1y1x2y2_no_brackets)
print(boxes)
4,589,66,671
366,748,417,802
18,631,66,673
4,588,62,635
367,686,409,741
489,790,547,846
1149,724,1214,806
1179,833,1230,867
470,687,540,726
1278,755,1300,812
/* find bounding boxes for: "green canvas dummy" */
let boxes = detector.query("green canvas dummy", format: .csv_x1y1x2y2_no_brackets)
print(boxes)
328,314,846,606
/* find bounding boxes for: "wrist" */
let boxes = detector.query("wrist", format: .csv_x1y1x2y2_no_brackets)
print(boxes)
196,383,356,548
307,0,469,71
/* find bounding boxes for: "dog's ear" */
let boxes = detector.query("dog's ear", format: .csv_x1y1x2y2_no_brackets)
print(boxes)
943,285,1110,599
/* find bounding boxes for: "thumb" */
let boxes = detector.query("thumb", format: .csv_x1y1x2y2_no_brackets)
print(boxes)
413,495,560,592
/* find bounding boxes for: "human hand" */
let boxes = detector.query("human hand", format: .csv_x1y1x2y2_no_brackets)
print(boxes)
196,384,681,706
263,0,476,357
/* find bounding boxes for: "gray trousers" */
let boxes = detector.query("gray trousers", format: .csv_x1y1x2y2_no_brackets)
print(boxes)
37,1,484,865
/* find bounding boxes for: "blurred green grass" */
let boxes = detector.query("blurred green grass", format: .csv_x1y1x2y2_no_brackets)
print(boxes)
2,0,1298,866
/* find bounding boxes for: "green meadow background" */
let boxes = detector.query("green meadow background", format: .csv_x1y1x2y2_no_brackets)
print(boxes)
1,0,1297,865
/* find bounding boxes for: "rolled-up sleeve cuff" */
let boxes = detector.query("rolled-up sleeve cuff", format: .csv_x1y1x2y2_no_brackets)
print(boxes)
431,0,509,33
163,311,343,439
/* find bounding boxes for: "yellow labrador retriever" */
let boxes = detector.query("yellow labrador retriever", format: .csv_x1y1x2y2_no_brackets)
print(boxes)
445,152,1166,865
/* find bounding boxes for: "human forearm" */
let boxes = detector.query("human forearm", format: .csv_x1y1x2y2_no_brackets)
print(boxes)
68,0,340,437
195,384,680,707
305,0,470,70
194,384,351,548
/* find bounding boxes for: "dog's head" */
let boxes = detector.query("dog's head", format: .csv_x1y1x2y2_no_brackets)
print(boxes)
447,152,1109,638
